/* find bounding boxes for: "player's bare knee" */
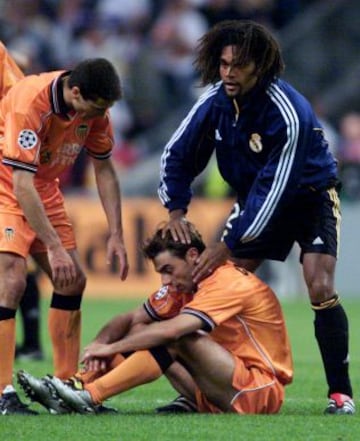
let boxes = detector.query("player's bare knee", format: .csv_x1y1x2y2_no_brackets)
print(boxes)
53,271,86,295
75,270,87,293
308,281,335,303
0,275,27,308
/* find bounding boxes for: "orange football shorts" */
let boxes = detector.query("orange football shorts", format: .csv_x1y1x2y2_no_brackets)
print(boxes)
195,356,285,414
0,210,76,257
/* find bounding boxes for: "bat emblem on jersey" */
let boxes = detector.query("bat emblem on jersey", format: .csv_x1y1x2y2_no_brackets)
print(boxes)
249,133,263,153
4,227,15,241
76,124,89,141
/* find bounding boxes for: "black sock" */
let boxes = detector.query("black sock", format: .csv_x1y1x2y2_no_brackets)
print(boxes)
19,273,41,350
314,303,352,397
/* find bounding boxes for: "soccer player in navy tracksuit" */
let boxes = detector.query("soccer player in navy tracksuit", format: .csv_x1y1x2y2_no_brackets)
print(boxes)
158,20,354,415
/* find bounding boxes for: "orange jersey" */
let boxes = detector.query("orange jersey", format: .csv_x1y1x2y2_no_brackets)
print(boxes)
0,70,115,214
144,285,194,321
182,262,293,385
0,41,24,99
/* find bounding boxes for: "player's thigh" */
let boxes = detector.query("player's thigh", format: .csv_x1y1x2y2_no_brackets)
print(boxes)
195,350,284,414
174,332,237,408
0,213,34,305
302,252,336,302
232,225,294,262
230,360,284,414
297,186,340,260
30,209,77,256
33,248,86,295
0,212,36,257
31,209,86,292
0,252,27,307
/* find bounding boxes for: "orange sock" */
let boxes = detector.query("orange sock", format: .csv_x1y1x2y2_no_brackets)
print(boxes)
75,353,125,384
86,350,163,404
0,318,16,394
48,309,81,379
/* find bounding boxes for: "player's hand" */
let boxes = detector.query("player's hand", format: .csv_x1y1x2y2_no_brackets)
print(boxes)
106,234,129,281
162,209,191,244
47,245,77,288
81,342,115,363
192,242,231,283
82,356,107,372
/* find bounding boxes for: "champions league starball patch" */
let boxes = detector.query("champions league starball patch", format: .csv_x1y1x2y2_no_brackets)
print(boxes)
154,285,169,300
17,129,38,149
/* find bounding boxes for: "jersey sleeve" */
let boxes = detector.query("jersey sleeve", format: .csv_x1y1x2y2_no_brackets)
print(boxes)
2,87,44,172
158,85,218,213
0,41,24,99
143,286,194,321
85,113,114,160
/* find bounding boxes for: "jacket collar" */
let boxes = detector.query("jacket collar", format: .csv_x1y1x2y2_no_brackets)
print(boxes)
214,78,278,113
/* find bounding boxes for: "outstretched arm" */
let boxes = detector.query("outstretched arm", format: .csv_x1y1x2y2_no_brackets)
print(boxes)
92,157,129,281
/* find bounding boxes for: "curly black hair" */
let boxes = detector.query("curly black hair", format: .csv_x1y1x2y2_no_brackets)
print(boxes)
194,20,284,87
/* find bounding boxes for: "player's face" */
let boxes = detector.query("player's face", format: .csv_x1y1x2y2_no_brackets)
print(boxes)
219,45,258,98
153,249,198,294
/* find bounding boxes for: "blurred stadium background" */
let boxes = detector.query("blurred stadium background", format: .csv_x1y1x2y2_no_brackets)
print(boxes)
2,0,360,298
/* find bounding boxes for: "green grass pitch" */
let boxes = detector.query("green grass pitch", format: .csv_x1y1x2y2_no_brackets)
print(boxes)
1,297,359,441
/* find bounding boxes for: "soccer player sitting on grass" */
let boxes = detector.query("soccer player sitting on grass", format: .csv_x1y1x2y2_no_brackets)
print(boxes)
18,223,293,415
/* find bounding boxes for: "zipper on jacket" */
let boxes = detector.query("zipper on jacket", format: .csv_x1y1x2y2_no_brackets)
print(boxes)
232,99,240,126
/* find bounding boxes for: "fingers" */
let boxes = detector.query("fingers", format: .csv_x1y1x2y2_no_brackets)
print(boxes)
118,252,129,281
163,218,191,244
48,247,78,288
106,238,129,281
52,264,77,289
192,260,213,283
192,243,230,283
119,263,129,281
82,356,107,372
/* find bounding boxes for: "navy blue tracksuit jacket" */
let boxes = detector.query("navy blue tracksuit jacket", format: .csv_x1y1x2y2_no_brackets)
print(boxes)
158,78,338,252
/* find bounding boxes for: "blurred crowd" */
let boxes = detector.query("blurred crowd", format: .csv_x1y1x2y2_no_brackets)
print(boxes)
1,0,358,201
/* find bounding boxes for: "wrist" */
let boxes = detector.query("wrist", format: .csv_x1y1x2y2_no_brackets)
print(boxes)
169,209,186,221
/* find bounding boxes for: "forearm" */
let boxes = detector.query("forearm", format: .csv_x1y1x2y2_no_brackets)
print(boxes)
106,324,173,355
95,161,124,236
93,313,133,344
14,173,61,249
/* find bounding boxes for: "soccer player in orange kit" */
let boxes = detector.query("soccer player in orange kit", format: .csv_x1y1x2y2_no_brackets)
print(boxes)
0,56,129,415
0,41,44,362
19,224,293,415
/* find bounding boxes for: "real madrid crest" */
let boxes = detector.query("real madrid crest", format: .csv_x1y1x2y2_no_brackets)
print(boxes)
249,133,263,153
